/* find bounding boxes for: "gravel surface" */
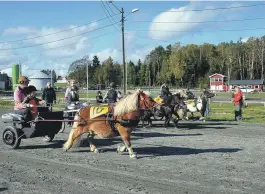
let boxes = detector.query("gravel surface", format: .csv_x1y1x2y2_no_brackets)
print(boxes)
0,109,265,194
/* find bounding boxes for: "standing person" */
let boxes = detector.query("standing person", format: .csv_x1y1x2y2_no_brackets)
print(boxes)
202,88,211,117
42,82,56,111
103,82,118,103
232,86,243,121
65,84,72,104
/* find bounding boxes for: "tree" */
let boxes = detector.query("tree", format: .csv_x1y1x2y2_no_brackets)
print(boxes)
41,69,57,82
68,56,92,87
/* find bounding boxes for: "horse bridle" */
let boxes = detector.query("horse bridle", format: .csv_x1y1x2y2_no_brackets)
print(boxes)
138,92,158,111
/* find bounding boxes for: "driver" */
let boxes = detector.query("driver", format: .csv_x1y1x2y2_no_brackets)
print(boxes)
23,85,46,119
186,88,195,99
14,76,31,120
103,82,118,103
160,83,172,102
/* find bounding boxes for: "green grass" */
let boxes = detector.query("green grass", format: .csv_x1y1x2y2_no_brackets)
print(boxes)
1,98,264,124
214,92,265,98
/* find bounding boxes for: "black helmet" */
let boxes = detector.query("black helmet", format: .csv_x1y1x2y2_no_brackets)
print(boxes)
28,85,37,92
110,82,115,88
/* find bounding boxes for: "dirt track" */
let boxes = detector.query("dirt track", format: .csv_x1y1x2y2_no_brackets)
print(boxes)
1,111,265,193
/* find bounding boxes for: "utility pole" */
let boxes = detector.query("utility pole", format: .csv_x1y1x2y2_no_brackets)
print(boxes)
109,1,139,95
50,69,53,87
121,8,126,95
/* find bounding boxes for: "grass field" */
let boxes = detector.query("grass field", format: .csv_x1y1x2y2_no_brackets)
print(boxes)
1,97,264,123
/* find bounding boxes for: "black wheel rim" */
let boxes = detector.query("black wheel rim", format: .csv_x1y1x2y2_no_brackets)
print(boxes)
3,131,16,146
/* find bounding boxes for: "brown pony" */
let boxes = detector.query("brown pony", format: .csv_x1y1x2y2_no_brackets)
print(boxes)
63,90,157,159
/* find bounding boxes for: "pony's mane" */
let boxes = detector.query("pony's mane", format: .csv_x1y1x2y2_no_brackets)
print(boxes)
114,89,141,116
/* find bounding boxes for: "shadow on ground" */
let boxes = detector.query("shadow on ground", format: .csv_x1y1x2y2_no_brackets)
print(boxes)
141,122,237,130
134,146,242,158
133,132,203,138
19,140,65,149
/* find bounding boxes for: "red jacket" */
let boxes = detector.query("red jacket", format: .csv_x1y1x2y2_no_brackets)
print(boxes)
233,91,243,106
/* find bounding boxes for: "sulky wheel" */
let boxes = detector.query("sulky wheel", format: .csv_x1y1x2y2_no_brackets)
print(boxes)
2,126,21,149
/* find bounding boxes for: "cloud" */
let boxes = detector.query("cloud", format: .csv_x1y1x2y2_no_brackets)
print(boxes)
2,22,98,58
89,46,152,64
149,2,235,39
3,26,37,35
241,37,249,43
0,43,28,66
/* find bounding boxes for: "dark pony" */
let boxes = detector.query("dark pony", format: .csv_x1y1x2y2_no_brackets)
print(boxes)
141,91,187,128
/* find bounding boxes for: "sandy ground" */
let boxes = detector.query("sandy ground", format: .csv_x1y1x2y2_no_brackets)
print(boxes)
0,109,265,194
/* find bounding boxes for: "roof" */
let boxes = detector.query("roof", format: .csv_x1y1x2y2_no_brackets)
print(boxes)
209,73,226,78
29,71,50,79
229,79,264,85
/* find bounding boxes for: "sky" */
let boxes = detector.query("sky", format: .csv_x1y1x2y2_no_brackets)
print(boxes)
0,1,265,77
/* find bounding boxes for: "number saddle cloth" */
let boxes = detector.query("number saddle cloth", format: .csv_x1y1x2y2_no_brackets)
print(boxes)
153,96,164,104
184,99,196,106
89,103,111,119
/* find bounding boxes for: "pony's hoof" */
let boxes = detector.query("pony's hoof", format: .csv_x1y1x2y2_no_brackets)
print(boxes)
130,153,137,159
117,145,127,153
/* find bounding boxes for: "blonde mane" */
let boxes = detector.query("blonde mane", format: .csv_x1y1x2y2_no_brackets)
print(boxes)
114,89,141,116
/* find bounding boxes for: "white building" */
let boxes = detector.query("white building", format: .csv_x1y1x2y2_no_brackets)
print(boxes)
29,72,52,91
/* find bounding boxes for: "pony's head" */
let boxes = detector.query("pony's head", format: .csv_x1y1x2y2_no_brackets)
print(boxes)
113,89,157,117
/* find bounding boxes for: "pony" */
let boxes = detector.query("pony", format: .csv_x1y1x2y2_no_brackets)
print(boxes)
141,89,188,128
63,89,157,159
185,91,215,121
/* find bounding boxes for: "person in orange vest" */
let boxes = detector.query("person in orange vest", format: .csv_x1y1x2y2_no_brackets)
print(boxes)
232,86,243,121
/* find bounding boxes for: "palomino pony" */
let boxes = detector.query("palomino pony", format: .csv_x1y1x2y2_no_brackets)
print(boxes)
63,90,157,159
185,91,215,121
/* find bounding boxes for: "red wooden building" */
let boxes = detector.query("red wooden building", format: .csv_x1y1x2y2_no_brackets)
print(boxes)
209,73,228,91
209,73,264,92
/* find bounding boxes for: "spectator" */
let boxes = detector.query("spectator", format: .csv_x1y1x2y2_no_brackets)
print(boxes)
65,84,72,104
232,86,243,121
42,82,56,111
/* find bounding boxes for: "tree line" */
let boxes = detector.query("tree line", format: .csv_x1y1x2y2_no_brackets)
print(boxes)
67,35,265,89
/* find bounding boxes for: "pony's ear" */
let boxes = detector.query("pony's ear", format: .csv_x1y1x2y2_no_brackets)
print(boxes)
136,88,143,93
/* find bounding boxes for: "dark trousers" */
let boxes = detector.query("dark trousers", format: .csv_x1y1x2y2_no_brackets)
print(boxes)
234,105,242,121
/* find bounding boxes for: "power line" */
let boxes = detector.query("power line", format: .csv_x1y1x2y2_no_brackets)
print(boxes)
127,27,265,33
0,31,117,56
100,1,121,32
128,17,265,24
151,3,265,12
125,33,170,43
0,23,119,51
0,13,120,44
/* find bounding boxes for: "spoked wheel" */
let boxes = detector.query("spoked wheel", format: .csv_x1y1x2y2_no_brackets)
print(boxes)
2,126,21,149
